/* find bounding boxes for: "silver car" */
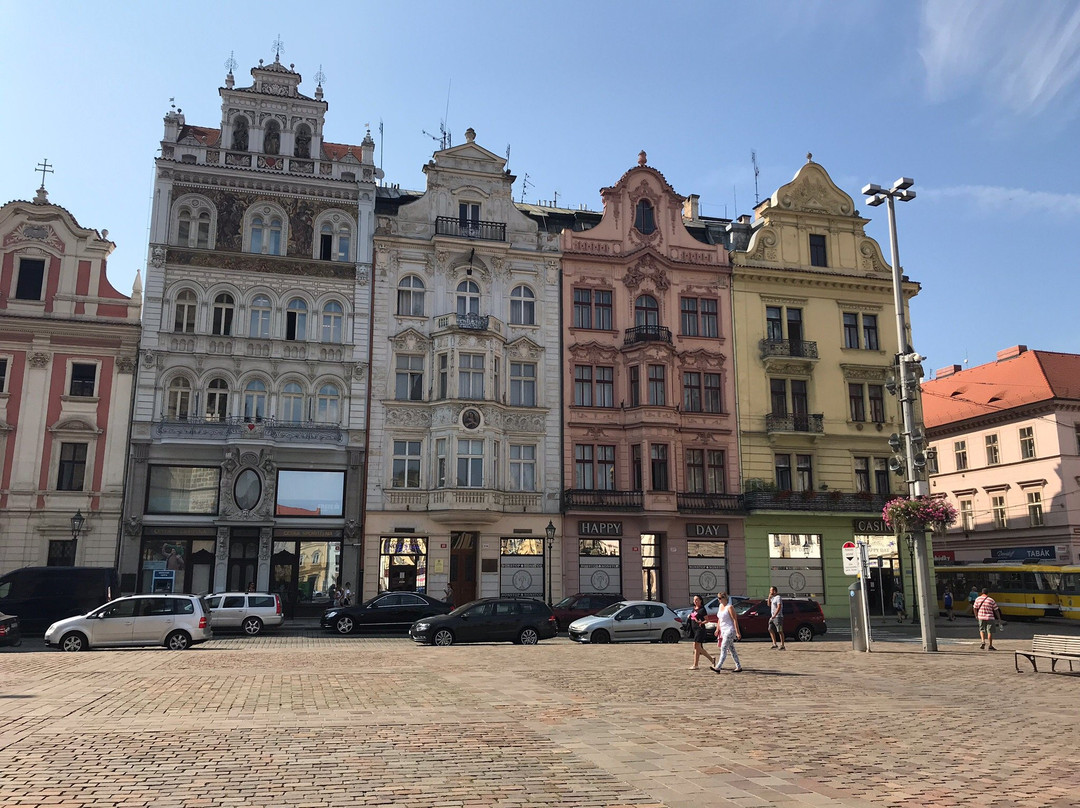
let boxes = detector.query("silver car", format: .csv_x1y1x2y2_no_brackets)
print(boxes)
205,592,284,636
44,594,213,651
568,600,683,644
674,595,748,636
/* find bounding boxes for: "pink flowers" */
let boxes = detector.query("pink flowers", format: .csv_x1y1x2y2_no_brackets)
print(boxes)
882,496,957,533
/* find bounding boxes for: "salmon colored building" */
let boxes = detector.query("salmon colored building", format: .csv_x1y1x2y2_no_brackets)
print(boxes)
560,154,743,607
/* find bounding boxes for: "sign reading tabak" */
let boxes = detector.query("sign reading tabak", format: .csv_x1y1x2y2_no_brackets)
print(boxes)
578,521,623,536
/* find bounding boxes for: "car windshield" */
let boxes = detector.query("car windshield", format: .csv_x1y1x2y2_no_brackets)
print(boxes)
733,601,758,615
594,602,628,618
553,596,576,609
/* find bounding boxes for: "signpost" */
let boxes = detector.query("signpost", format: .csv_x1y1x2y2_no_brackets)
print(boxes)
842,541,859,576
842,540,872,651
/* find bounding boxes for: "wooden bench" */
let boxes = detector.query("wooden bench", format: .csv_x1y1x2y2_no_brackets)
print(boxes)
1015,634,1080,674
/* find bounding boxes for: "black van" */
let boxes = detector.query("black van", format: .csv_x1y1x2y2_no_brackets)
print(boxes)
0,567,119,634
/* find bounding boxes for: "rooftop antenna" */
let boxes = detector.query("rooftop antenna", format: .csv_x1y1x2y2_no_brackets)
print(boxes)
379,119,384,178
505,143,511,169
751,150,760,205
553,189,560,208
423,79,453,150
224,51,238,75
520,172,533,203
272,35,284,63
733,185,738,219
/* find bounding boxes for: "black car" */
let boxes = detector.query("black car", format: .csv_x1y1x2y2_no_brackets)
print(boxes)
0,612,21,647
409,597,558,646
321,592,451,634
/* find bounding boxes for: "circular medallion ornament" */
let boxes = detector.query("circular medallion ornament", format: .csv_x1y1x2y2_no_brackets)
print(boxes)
234,468,262,511
512,570,533,591
699,571,718,592
461,408,481,430
590,570,611,591
788,572,807,592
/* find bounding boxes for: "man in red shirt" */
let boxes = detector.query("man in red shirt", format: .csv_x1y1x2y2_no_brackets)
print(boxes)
972,588,999,651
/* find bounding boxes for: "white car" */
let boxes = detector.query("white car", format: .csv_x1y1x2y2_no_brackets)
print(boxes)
205,592,284,636
568,600,683,644
44,594,213,651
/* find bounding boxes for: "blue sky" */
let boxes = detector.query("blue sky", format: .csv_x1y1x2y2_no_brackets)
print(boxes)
2,0,1078,372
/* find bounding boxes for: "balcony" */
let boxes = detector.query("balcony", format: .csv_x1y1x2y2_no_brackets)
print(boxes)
676,492,744,513
151,416,343,444
765,413,824,434
563,489,644,511
743,490,890,513
435,216,506,242
433,312,504,336
383,489,545,521
759,339,818,360
623,325,672,346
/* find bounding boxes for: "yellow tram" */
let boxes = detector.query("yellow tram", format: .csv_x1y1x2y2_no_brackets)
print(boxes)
934,564,1073,620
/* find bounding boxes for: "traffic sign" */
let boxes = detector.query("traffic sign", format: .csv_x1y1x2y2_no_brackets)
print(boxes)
842,541,859,576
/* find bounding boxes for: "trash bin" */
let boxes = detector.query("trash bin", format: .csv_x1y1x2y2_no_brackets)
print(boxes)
849,580,867,652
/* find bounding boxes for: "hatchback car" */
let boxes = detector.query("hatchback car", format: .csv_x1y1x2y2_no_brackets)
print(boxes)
205,592,283,636
409,598,557,646
734,598,827,642
44,594,212,651
323,592,451,635
551,592,625,631
568,600,683,644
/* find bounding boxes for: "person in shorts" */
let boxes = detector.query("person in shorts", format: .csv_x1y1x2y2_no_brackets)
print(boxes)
972,588,999,651
767,586,786,650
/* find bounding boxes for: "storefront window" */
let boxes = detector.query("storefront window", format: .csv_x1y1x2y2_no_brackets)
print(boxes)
380,537,428,593
139,538,216,594
578,539,621,594
146,466,220,514
687,541,727,598
769,533,824,601
500,538,544,599
275,470,345,517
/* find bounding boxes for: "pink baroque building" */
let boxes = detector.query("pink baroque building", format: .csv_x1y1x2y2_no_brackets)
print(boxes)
560,153,744,607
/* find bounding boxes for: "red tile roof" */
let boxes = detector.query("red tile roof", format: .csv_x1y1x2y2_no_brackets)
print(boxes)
921,348,1080,428
178,125,221,147
321,141,362,161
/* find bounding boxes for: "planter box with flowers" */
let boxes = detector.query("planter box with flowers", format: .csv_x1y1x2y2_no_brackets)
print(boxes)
882,496,957,535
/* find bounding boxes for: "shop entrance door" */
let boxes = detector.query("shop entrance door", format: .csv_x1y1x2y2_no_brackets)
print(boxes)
641,533,662,602
227,530,259,592
271,539,342,619
868,559,899,618
271,543,299,619
449,531,478,607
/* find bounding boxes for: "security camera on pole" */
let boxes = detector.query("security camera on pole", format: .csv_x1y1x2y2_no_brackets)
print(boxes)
863,177,938,653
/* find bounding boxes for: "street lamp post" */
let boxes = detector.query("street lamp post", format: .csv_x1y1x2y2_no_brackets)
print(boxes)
545,520,556,605
863,177,937,652
905,533,919,625
70,509,85,564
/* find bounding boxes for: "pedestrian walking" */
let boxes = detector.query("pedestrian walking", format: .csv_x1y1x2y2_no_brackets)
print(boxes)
443,581,454,608
687,595,716,670
968,586,979,613
342,582,352,606
892,587,907,623
767,586,786,650
943,587,954,621
973,588,1000,651
707,592,742,673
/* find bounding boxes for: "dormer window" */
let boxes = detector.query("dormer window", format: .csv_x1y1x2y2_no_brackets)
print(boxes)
634,200,656,234
294,124,312,158
264,120,281,155
231,116,249,151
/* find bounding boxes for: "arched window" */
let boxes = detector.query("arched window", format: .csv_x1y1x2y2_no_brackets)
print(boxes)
634,199,656,234
243,379,267,422
174,290,197,333
231,116,249,151
280,382,305,423
267,217,283,255
167,377,192,420
212,293,234,336
294,124,312,158
196,212,210,248
510,285,535,325
456,280,480,316
316,384,341,423
264,120,280,155
249,295,271,339
337,224,351,262
321,301,344,343
286,298,307,341
635,294,659,327
177,210,191,245
397,276,425,316
312,550,321,564
205,378,229,421
319,223,334,260
317,219,353,262
251,217,264,254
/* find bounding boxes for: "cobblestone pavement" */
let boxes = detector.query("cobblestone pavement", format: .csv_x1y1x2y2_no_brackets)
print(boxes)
1,626,1077,808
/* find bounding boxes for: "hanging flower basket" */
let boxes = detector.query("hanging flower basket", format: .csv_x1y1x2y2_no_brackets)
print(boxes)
882,496,957,534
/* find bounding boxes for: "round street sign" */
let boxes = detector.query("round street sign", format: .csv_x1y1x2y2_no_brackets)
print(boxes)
842,541,859,576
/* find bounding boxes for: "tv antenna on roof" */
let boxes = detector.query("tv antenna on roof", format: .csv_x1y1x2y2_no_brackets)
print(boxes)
422,79,453,150
752,150,760,205
520,172,534,203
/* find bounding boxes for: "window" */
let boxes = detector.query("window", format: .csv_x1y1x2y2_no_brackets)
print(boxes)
769,534,824,601
205,379,228,421
318,220,352,262
595,366,613,407
212,294,234,336
315,384,340,423
766,307,783,341
57,442,88,491
69,363,97,397
628,365,641,407
681,298,699,336
766,305,804,348
574,444,594,489
650,444,669,491
510,286,535,325
395,355,424,401
336,225,351,262
147,466,221,514
572,289,592,329
397,277,426,317
635,294,659,327
704,373,722,413
459,202,480,227
435,438,447,488
437,354,448,399
868,385,885,423
683,372,702,412
874,458,890,495
634,199,656,234
392,441,422,488
632,444,643,490
954,440,968,471
231,116,249,151
285,299,307,341
243,380,267,422
166,377,191,419
319,224,334,260
960,499,974,531
796,454,813,491
251,217,264,254
843,313,860,348
510,362,536,406
700,299,718,338
686,449,704,493
863,315,879,350
985,434,1000,466
294,124,311,158
321,301,343,343
1027,491,1044,526
855,457,870,492
849,383,866,422
249,295,271,338
594,290,612,330
509,444,536,491
707,451,726,493
770,378,788,416
459,354,485,400
573,366,593,407
809,234,827,267
775,454,792,491
457,439,484,487
250,216,283,255
174,290,197,333
991,494,1007,528
280,382,304,423
48,540,76,566
176,207,211,248
0,357,7,392
1019,426,1036,459
263,120,280,155
647,365,666,406
680,297,718,337
456,280,480,316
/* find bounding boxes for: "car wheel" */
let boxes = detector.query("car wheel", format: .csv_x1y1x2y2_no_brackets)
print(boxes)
518,627,540,646
661,628,681,644
591,628,610,644
334,616,354,635
242,616,263,637
60,631,87,652
165,630,191,651
795,623,815,643
433,628,455,647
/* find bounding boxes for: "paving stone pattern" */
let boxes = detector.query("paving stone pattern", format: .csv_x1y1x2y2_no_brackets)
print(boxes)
0,633,1076,808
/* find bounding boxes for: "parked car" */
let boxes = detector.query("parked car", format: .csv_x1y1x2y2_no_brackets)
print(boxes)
323,592,451,634
674,595,748,637
0,566,118,634
551,592,625,631
205,592,283,636
0,612,21,647
44,594,213,651
409,598,557,646
733,598,827,642
568,600,683,644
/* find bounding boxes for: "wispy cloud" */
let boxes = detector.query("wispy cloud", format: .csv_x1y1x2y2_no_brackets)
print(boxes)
919,0,1080,118
924,184,1080,217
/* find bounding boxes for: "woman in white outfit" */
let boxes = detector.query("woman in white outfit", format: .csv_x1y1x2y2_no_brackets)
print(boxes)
708,592,743,673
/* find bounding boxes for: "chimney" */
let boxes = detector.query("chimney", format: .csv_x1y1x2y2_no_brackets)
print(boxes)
936,364,961,379
682,194,700,221
726,217,753,252
996,345,1028,362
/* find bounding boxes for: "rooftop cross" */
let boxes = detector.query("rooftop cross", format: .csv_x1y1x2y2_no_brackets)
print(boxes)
314,64,326,86
272,35,284,63
35,158,53,190
225,50,238,74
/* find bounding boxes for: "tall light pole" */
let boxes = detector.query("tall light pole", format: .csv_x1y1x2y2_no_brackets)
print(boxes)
70,509,85,564
863,178,938,652
545,520,556,605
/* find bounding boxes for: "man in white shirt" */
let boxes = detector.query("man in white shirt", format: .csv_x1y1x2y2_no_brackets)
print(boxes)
768,586,786,650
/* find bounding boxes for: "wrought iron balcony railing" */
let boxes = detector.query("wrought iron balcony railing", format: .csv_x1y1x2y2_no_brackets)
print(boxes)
676,492,744,513
759,339,819,359
623,325,672,346
435,216,506,241
743,490,890,513
562,489,644,511
765,413,824,434
151,416,343,443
